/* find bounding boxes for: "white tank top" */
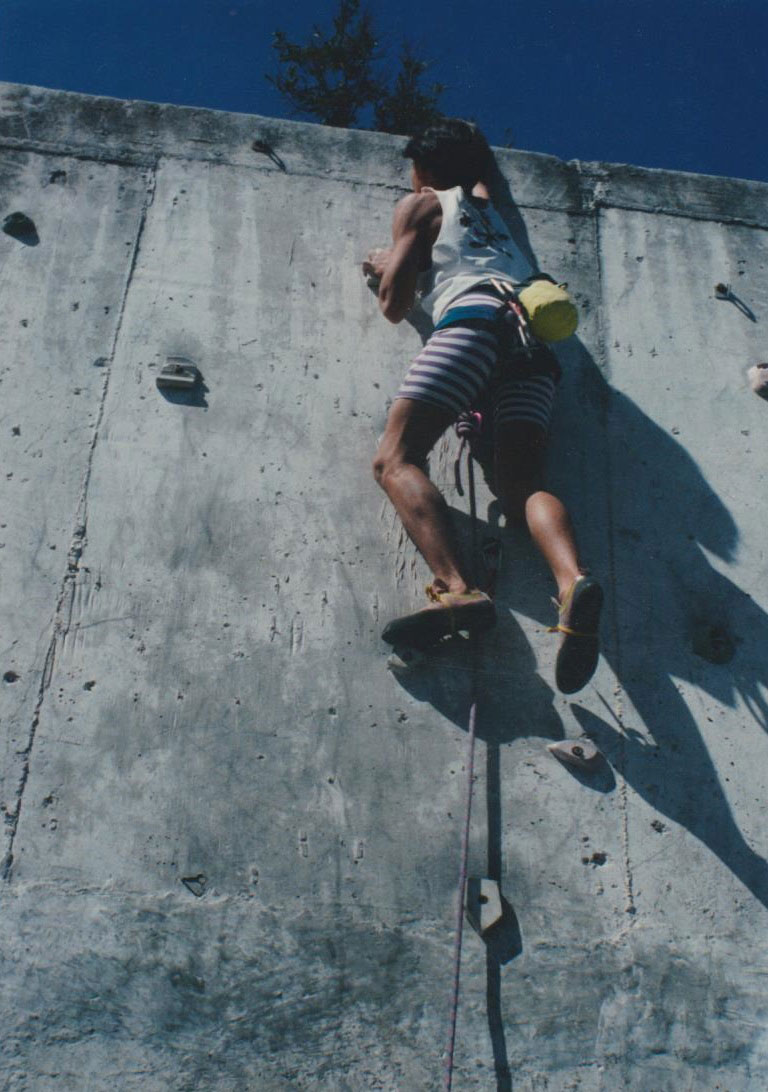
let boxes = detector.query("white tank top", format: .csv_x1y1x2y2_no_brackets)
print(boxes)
417,186,533,324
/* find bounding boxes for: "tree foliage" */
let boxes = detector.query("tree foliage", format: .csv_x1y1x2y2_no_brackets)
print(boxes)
374,42,445,135
267,0,445,135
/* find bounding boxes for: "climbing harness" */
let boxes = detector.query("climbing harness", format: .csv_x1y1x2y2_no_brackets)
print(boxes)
488,277,564,385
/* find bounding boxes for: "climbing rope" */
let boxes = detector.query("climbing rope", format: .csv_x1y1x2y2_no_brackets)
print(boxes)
453,410,483,498
444,688,478,1091
444,416,482,1092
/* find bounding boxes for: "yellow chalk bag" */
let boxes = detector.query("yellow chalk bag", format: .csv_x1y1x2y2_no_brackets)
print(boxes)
518,277,579,342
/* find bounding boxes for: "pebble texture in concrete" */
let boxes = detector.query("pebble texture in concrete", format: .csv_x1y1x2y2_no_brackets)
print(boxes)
1,82,767,1090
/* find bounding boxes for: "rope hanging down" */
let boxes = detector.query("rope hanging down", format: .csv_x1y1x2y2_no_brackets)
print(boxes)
444,413,483,1092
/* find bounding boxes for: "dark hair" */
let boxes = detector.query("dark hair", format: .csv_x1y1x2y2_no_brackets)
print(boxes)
403,118,492,190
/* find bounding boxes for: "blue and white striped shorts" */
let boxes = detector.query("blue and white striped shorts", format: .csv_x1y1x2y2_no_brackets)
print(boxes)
396,289,557,432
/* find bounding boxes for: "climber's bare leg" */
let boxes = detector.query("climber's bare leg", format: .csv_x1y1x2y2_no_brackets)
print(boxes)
493,421,583,598
373,398,471,594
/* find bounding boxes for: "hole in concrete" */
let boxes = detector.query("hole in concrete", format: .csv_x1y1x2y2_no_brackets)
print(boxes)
3,212,39,245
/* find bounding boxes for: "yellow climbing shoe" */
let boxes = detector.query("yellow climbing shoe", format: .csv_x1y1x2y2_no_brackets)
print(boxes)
382,585,495,649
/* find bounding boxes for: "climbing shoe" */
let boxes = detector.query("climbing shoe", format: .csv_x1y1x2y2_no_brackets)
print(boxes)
549,575,603,694
382,585,496,650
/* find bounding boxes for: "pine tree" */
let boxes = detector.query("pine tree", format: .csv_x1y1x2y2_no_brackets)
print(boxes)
267,0,445,135
374,43,445,135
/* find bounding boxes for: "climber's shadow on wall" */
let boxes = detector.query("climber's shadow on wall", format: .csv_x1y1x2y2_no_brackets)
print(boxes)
392,152,768,912
396,336,768,909
489,158,768,908
387,610,563,748
438,348,768,912
553,350,768,910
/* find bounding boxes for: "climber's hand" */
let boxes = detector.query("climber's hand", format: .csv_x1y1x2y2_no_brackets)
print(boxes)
362,248,392,281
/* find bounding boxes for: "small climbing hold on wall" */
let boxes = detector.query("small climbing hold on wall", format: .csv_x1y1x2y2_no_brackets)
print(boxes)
156,357,201,391
747,363,768,400
465,877,503,936
548,738,602,771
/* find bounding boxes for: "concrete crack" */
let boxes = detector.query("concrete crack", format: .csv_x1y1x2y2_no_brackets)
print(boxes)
1,162,158,884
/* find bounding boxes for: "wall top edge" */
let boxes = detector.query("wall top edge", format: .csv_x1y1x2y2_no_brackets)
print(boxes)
1,81,766,227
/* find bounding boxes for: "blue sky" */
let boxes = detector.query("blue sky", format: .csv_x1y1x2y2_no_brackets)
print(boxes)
0,0,765,182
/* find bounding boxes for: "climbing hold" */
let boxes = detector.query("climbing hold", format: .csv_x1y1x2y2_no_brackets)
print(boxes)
465,877,503,936
547,738,602,771
251,139,286,172
181,874,207,898
748,363,768,400
3,212,38,243
156,356,201,391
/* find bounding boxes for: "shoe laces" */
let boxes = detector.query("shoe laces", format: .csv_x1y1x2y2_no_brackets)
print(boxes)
547,575,592,638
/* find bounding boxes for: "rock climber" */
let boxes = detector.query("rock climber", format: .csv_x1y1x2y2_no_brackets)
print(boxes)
364,117,602,693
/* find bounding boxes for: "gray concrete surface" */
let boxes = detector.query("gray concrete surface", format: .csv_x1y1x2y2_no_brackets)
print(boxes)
1,82,767,1090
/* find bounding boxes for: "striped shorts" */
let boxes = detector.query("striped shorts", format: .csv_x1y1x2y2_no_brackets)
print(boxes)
396,288,557,432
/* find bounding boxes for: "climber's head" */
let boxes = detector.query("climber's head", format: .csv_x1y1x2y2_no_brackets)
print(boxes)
403,118,491,192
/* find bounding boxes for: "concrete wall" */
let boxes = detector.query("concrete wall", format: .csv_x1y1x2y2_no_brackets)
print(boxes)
1,82,767,1090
